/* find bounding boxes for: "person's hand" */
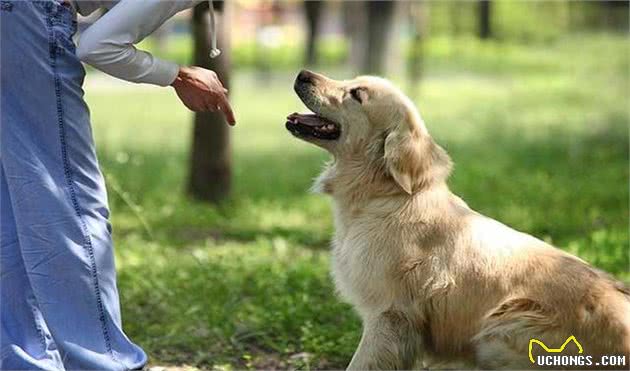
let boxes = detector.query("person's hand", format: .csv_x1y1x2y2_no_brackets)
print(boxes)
171,66,236,125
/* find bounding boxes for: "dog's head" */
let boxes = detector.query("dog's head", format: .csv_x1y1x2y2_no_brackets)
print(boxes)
286,70,451,195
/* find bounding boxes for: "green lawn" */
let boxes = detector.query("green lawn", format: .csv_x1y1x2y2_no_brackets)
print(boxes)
86,34,629,369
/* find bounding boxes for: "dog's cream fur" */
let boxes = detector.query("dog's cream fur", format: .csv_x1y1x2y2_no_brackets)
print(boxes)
288,70,630,369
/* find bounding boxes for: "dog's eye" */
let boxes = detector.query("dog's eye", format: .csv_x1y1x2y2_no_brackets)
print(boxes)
350,87,365,104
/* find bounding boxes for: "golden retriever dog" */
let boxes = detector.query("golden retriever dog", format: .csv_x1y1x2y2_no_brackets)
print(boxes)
285,70,630,370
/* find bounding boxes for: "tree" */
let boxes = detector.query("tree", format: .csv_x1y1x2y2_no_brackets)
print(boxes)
188,1,232,203
342,1,367,69
478,0,492,39
304,1,324,66
407,1,426,98
362,1,396,75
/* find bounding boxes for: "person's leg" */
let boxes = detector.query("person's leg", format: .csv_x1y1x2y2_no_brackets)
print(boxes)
1,166,65,370
0,1,147,369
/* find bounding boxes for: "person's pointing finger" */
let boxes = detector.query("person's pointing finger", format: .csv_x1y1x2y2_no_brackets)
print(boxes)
218,94,236,126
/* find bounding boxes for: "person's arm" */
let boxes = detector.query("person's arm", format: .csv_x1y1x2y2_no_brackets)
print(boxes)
77,0,235,123
77,0,199,86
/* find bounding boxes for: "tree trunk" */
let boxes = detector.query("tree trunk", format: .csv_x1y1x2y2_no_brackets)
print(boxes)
362,1,396,75
478,0,492,39
304,0,324,66
408,1,425,99
343,1,367,72
188,1,232,203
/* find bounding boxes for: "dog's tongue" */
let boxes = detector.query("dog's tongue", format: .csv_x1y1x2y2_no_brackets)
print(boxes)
287,112,325,127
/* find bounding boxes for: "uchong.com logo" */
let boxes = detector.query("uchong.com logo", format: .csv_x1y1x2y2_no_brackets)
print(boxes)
529,335,627,368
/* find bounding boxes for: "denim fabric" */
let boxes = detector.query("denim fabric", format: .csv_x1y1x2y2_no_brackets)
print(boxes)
0,1,147,369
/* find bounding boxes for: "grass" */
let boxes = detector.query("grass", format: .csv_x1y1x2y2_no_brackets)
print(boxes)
86,34,629,369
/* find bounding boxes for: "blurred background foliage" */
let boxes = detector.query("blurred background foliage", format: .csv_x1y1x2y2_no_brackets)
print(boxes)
131,1,629,69
80,1,628,369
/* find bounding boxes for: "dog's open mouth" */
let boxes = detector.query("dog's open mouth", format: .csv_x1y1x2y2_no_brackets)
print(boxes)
285,113,341,140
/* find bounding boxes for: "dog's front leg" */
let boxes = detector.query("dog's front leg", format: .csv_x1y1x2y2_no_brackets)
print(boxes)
347,311,422,370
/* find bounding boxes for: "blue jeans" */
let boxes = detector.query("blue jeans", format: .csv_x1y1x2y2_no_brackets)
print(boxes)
0,1,147,369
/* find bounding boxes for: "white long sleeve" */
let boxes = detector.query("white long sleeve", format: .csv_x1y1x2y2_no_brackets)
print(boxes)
77,0,203,86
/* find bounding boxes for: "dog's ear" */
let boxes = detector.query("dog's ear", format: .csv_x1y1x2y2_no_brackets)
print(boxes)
383,109,451,194
384,126,421,194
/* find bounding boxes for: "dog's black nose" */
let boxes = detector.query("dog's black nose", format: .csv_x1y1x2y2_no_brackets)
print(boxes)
297,70,314,84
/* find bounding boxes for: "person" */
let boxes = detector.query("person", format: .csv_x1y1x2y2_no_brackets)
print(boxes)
0,0,233,369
